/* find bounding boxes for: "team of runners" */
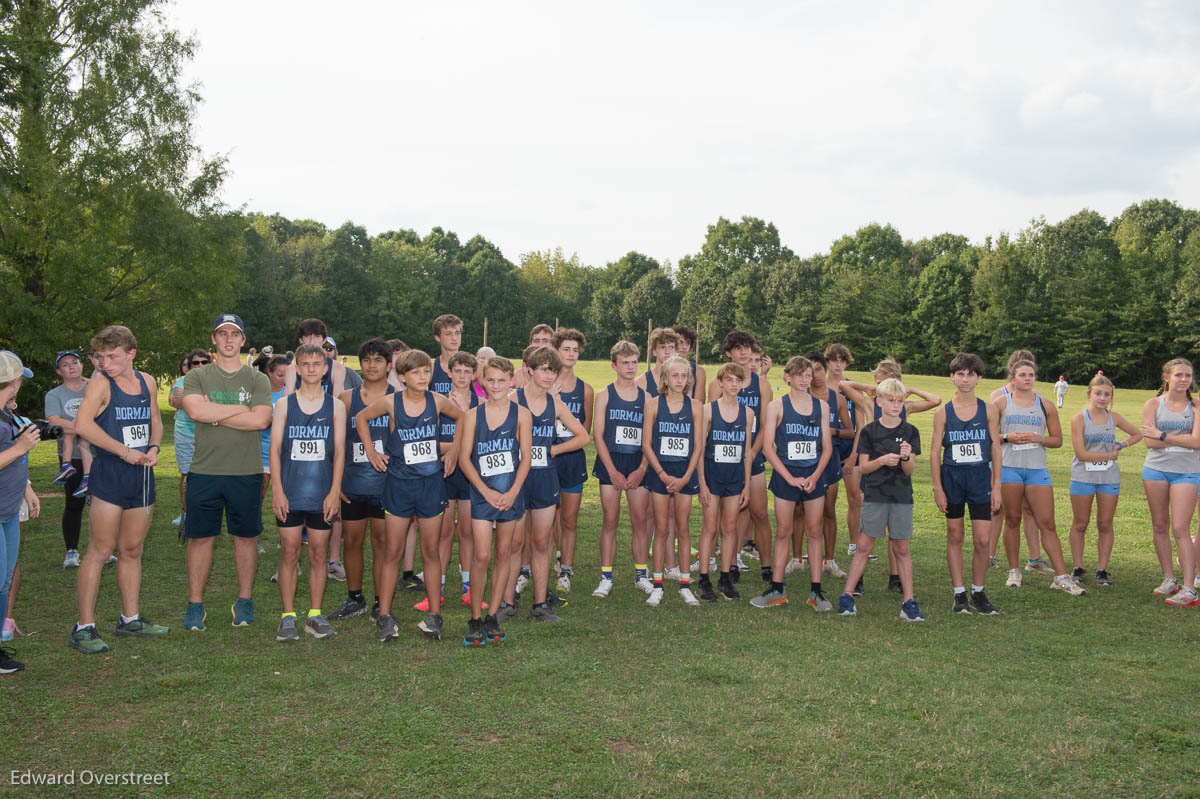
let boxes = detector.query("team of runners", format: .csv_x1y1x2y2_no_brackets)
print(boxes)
6,311,1197,672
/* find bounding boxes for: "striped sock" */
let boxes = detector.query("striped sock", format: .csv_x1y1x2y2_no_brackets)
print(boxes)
680,574,691,587
602,567,613,581
653,572,663,588
635,563,648,580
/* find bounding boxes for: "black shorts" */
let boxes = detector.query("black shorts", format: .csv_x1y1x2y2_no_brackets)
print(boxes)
946,502,992,522
185,473,264,538
276,509,333,530
341,496,385,522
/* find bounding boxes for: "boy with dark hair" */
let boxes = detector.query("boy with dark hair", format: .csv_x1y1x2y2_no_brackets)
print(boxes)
672,325,707,403
550,328,593,591
284,318,346,397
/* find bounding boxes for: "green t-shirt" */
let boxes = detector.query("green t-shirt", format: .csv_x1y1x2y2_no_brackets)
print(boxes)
183,364,271,476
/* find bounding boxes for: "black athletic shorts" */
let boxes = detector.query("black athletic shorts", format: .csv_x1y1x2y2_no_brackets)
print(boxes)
276,509,333,531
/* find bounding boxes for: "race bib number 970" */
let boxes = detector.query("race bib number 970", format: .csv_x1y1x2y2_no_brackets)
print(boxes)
787,440,816,462
480,450,514,477
951,443,983,464
121,424,149,449
403,439,437,465
291,439,325,461
352,439,384,464
615,425,642,446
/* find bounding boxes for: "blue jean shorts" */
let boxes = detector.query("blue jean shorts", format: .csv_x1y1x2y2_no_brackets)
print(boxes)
1141,467,1200,487
1069,481,1120,496
1000,466,1052,486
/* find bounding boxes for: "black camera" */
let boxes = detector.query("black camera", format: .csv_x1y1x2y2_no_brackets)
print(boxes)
22,419,64,440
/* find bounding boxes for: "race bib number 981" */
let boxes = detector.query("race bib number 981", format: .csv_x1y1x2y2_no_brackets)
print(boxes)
714,444,742,464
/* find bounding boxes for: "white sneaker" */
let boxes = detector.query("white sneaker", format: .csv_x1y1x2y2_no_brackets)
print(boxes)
1194,575,1199,591
1051,574,1086,596
556,573,571,593
784,557,805,576
690,559,701,572
823,559,847,579
635,576,654,594
709,556,718,572
646,587,663,607
1154,577,1180,596
515,572,529,596
1005,568,1022,588
63,549,80,568
735,554,749,572
664,567,682,582
1166,586,1199,606
105,554,118,565
327,561,347,582
679,587,700,606
847,543,857,556
592,578,613,598
271,561,302,584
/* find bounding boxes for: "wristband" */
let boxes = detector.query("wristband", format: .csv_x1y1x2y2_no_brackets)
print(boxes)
148,444,161,452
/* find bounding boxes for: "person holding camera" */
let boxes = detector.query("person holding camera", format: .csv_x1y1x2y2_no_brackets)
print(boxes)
0,352,44,673
68,326,168,655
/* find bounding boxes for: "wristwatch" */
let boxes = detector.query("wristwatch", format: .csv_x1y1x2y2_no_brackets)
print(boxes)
1160,431,1168,441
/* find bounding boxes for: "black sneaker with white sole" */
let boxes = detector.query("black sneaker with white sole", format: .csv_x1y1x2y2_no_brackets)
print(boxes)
971,590,1000,615
0,646,24,674
952,592,972,614
697,580,718,602
717,577,740,601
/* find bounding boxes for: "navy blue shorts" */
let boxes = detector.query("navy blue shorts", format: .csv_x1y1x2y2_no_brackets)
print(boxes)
556,449,588,491
383,472,446,520
444,467,471,502
769,464,826,503
593,451,644,486
89,455,156,510
524,468,561,510
185,473,263,538
644,459,699,495
704,462,745,497
941,464,992,506
834,434,855,464
469,484,526,522
751,450,765,477
822,452,843,488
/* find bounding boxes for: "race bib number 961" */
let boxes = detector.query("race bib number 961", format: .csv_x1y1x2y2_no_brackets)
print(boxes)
951,443,983,464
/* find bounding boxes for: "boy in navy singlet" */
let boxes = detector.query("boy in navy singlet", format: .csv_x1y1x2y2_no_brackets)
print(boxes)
551,328,593,592
269,344,346,641
512,324,554,390
931,353,1002,615
283,318,346,398
636,328,681,398
430,314,463,397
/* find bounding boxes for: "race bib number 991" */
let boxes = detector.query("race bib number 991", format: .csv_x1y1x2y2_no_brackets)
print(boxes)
291,439,325,461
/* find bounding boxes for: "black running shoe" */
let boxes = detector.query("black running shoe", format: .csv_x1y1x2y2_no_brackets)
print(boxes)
717,577,740,601
1096,570,1113,587
401,573,426,593
483,614,505,643
463,618,486,647
886,575,903,594
0,646,24,674
729,564,740,584
852,577,864,597
1071,566,1086,585
370,597,380,621
697,580,718,602
329,596,367,621
760,566,773,584
952,592,972,614
971,590,1000,615
546,589,568,609
375,613,399,642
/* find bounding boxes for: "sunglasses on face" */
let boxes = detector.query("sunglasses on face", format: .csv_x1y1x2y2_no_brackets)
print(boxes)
322,345,334,352
190,359,210,367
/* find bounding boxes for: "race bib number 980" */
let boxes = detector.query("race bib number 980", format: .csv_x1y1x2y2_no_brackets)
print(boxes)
480,450,514,477
121,424,149,449
951,443,983,464
787,440,816,462
403,439,437,465
660,436,689,458
352,439,384,464
291,439,325,461
615,425,642,446
714,444,742,464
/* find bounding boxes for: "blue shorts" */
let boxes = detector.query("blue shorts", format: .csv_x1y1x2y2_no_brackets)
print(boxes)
769,464,825,503
383,472,447,519
593,451,644,486
1141,467,1200,487
704,464,745,497
469,484,526,522
834,434,855,464
1069,481,1120,496
556,449,588,491
89,455,156,510
941,464,992,505
185,473,264,538
644,459,699,496
560,482,584,495
1000,466,1052,486
821,452,843,488
444,467,471,502
751,450,765,477
524,468,561,510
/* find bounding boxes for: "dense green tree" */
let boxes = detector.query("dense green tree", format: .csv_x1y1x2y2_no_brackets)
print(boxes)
620,268,680,342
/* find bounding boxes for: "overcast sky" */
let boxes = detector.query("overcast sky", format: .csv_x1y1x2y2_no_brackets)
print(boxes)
169,0,1200,268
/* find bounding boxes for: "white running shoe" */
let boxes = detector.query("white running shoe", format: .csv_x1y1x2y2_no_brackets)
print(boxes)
823,559,847,579
1051,574,1086,596
1194,575,1200,591
847,543,857,556
556,573,571,593
735,554,749,572
679,587,700,606
63,549,80,568
690,559,701,572
1005,568,1022,588
635,576,654,594
664,567,683,582
785,557,806,576
646,587,663,607
327,561,347,582
1166,586,1200,606
592,578,613,598
1154,577,1180,596
515,572,529,596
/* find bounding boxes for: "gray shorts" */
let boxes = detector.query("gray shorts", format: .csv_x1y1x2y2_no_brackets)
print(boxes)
861,501,914,540
174,431,194,475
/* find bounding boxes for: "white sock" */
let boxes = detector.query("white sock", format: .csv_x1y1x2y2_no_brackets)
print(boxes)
120,613,139,624
74,622,95,631
971,584,984,593
953,586,965,595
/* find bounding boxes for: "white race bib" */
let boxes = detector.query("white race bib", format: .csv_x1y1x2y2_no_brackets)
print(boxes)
121,424,149,449
291,439,325,461
556,420,574,439
403,439,437,465
352,439,384,464
531,445,548,467
480,450,514,477
1085,460,1111,472
1166,446,1190,454
660,436,689,458
615,425,642,446
714,443,742,464
951,443,983,464
787,440,817,461
751,414,758,434
1010,442,1037,451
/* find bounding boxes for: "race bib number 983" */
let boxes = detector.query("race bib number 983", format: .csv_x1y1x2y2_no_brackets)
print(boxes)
480,450,514,477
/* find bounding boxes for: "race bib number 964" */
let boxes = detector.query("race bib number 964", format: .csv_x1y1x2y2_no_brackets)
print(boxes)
121,424,149,449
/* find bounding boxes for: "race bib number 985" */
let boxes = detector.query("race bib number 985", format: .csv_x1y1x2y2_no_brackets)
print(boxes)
660,436,689,458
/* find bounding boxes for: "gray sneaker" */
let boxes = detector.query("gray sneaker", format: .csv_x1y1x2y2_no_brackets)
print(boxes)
1025,558,1055,576
806,591,833,612
529,603,563,623
276,615,299,642
328,596,367,620
305,614,337,639
497,601,517,621
376,613,399,642
749,588,788,608
418,612,444,640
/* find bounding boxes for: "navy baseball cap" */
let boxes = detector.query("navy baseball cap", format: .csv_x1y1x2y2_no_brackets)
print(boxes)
55,349,81,367
213,313,244,333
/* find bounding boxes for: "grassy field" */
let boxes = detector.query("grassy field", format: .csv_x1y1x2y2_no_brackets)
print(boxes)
6,361,1200,798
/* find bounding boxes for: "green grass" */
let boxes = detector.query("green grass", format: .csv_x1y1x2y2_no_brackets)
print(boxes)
6,363,1200,797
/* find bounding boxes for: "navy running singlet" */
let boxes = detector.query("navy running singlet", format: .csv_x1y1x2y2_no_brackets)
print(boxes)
431,357,453,396
279,393,336,511
385,391,441,479
517,388,555,470
471,402,521,493
776,394,823,468
601,384,646,455
344,386,394,500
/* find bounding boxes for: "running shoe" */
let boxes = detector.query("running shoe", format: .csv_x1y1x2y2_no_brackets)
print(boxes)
413,593,443,613
1154,577,1179,597
807,591,833,612
784,557,806,576
0,647,23,674
1006,568,1022,588
483,614,505,643
328,596,367,620
1071,566,1085,586
114,616,169,637
823,559,847,579
52,462,76,485
847,543,857,556
697,580,718,602
497,601,517,621
988,556,1000,570
515,572,529,598
742,541,760,560
717,577,740,601
838,594,856,616
370,597,380,621
592,578,613,598
664,567,682,582
1051,574,1086,596
635,576,654,595
971,590,1000,615
376,613,399,642
749,587,787,608
1095,570,1113,587
105,554,118,565
63,549,80,569
529,603,563,622
276,616,299,642
418,612,443,640
401,573,426,593
463,618,486,646
900,598,925,621
852,577,864,597
327,561,347,582
305,614,336,639
735,553,749,573
679,587,700,606
886,574,903,594
184,603,206,631
71,474,89,498
1165,586,1200,607
1026,558,1054,576
646,587,664,607
67,625,109,654
257,537,265,554
460,589,488,610
270,561,301,584
556,573,572,593
952,592,971,615
1194,575,1200,591
231,597,254,627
